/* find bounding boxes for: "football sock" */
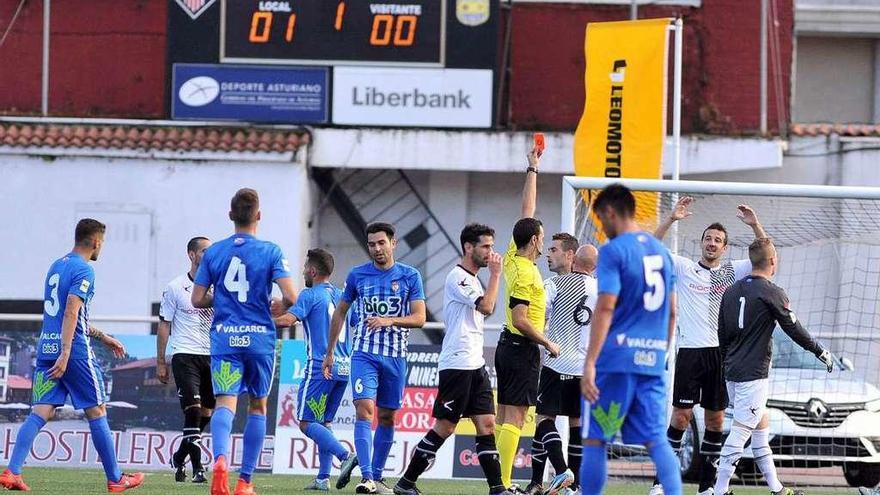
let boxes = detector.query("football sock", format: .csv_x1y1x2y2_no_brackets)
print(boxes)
699,429,724,492
536,419,568,476
715,424,752,495
304,422,350,460
89,415,123,483
567,425,583,488
752,427,783,493
371,424,395,480
476,434,505,493
354,419,374,481
210,406,235,462
239,414,266,483
399,429,445,488
8,413,46,475
497,423,522,488
581,444,607,495
529,436,546,486
653,425,685,486
649,440,683,495
174,406,201,468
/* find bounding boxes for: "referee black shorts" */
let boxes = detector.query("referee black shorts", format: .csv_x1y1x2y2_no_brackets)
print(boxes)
495,329,540,407
672,347,728,411
171,353,215,410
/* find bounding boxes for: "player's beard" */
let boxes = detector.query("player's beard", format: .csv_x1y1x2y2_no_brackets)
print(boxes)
471,251,487,268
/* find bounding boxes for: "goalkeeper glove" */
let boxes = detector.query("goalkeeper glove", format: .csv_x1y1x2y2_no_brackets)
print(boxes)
817,349,834,373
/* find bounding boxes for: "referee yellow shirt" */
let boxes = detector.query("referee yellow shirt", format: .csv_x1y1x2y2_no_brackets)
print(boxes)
503,239,546,336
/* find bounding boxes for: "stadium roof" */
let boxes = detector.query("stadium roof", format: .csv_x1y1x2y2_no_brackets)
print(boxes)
0,121,309,153
7,375,31,389
790,123,880,137
112,357,157,371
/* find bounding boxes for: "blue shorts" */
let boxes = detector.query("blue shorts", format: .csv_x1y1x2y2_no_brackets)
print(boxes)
350,351,406,410
211,353,275,399
296,369,347,424
33,359,107,410
582,372,667,445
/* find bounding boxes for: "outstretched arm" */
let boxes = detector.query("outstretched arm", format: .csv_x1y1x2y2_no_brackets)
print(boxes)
521,147,541,219
737,204,768,239
654,196,693,240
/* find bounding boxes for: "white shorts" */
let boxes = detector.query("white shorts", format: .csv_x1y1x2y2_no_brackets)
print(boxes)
726,379,769,429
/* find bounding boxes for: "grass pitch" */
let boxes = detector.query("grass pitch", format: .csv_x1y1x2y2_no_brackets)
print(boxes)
8,468,853,494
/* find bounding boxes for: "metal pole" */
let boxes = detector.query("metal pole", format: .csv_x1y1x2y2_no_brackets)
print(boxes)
41,0,50,116
630,0,638,20
760,0,768,134
671,19,683,255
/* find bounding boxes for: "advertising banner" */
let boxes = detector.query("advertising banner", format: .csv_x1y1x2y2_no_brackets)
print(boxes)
172,63,329,123
332,67,493,128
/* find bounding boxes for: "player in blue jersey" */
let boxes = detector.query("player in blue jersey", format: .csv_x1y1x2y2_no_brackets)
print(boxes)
191,188,297,495
0,219,145,493
322,222,426,495
579,184,681,495
272,248,357,491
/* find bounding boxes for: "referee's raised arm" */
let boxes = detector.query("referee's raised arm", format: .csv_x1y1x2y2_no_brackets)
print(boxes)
521,147,541,219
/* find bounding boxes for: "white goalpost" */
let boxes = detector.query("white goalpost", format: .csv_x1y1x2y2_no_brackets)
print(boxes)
561,176,880,488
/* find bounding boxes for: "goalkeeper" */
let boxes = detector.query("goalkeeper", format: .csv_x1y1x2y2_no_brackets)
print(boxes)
714,238,834,495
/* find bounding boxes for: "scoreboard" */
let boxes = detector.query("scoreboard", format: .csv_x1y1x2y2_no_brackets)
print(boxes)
221,1,447,66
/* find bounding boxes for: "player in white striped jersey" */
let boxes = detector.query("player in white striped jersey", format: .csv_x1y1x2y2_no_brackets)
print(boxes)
649,197,766,495
157,236,215,483
527,234,598,495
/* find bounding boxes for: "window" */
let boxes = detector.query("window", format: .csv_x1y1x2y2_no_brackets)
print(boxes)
0,344,8,357
794,36,877,123
0,368,6,379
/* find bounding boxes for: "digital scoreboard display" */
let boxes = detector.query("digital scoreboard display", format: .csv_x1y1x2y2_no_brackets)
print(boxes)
221,1,446,66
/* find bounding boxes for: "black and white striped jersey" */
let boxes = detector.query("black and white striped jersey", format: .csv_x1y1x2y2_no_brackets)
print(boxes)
672,255,751,348
543,271,598,376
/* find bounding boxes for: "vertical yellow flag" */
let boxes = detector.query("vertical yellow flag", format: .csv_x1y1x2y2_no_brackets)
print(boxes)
573,18,671,238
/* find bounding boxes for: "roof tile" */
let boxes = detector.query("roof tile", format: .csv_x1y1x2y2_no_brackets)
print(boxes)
0,122,307,153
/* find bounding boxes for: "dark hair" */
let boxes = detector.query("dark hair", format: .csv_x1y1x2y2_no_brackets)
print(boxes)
512,217,543,249
230,188,260,226
551,232,579,253
459,223,495,254
702,222,729,246
593,183,636,218
365,222,395,239
748,237,775,269
306,248,335,276
187,236,210,253
75,218,106,246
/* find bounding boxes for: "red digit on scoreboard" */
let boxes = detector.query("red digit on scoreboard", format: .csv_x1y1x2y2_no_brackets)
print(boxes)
335,2,346,31
370,15,394,46
249,11,272,43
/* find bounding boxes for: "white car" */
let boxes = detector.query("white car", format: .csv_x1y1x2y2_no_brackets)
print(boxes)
678,334,880,488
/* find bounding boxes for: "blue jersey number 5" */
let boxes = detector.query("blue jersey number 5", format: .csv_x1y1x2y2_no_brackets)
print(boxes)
642,255,665,311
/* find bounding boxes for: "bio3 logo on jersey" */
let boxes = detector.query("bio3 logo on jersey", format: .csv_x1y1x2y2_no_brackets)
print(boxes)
363,296,402,316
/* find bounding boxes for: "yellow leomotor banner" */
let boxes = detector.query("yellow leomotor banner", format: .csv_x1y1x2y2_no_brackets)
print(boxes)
573,18,671,238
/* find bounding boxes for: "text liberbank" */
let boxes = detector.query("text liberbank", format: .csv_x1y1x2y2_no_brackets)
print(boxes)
351,87,473,108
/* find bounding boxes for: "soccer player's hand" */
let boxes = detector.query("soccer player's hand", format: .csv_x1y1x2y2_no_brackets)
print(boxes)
103,335,127,359
581,362,599,403
48,353,70,379
270,298,285,318
544,341,560,358
670,196,694,221
367,316,392,329
737,204,760,226
817,349,834,373
321,355,334,380
156,361,170,384
487,252,502,277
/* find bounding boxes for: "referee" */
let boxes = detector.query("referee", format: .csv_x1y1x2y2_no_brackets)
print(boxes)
496,146,560,489
157,236,215,483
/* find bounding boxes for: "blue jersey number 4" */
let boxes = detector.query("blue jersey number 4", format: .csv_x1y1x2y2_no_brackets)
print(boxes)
224,256,250,302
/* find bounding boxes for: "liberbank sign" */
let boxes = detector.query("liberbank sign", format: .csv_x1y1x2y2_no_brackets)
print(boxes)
332,67,493,128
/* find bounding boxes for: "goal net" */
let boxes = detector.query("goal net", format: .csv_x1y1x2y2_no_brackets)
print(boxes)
561,177,880,490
